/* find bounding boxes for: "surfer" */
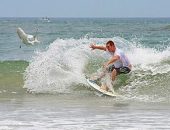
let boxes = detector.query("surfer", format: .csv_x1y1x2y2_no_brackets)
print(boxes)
90,40,132,91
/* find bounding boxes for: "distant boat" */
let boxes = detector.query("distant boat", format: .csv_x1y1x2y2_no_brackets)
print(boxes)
42,17,50,22
17,27,40,46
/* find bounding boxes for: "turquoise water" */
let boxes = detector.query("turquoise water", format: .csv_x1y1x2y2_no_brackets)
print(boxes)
0,18,170,129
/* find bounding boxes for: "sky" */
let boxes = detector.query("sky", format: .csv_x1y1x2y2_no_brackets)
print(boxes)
0,0,170,18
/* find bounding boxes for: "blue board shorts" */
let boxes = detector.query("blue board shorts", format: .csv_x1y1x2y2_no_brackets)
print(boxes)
107,64,131,74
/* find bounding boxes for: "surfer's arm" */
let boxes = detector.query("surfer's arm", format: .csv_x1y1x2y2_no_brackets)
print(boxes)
104,55,120,67
90,43,106,51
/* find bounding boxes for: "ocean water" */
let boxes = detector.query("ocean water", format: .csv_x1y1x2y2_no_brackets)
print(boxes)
0,17,170,129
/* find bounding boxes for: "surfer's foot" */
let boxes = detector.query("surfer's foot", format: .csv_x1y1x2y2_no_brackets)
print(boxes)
100,84,109,91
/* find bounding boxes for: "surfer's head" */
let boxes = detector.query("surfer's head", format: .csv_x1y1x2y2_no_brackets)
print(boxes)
106,40,116,52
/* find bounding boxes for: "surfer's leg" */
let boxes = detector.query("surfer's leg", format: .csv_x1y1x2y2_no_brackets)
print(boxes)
97,70,106,79
100,68,116,91
100,69,118,92
111,69,117,81
90,69,106,81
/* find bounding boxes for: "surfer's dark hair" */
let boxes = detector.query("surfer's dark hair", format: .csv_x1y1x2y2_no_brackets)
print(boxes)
106,40,115,46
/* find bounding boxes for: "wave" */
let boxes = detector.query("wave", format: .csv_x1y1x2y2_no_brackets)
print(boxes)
0,60,28,72
0,60,28,93
23,37,170,102
24,38,90,93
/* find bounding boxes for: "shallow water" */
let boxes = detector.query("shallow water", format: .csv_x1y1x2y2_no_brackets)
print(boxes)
0,94,170,129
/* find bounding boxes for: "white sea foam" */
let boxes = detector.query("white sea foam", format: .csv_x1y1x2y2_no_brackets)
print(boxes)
24,38,92,93
24,37,170,95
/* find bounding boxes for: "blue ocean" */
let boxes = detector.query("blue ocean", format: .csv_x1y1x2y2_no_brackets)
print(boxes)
0,17,170,129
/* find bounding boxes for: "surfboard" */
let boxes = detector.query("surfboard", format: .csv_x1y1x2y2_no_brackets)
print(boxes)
17,27,40,46
86,78,117,97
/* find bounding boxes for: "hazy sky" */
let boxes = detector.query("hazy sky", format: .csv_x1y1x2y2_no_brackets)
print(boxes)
0,0,170,18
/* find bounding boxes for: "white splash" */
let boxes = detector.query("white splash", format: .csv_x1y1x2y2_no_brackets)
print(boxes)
24,38,91,93
24,37,170,95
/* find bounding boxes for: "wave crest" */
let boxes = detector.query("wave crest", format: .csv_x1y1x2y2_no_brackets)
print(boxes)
24,37,170,101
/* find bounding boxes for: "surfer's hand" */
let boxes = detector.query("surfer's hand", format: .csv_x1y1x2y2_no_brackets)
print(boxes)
103,63,108,69
90,43,96,50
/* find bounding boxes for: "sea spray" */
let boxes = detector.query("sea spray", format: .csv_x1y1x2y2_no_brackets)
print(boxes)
23,37,170,102
24,39,90,93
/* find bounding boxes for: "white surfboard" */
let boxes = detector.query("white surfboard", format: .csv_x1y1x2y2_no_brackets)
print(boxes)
86,78,117,97
17,27,40,46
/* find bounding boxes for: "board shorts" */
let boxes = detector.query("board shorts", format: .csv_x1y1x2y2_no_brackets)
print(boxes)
107,64,131,75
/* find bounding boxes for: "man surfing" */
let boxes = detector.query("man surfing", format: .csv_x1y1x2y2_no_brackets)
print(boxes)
90,40,132,92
